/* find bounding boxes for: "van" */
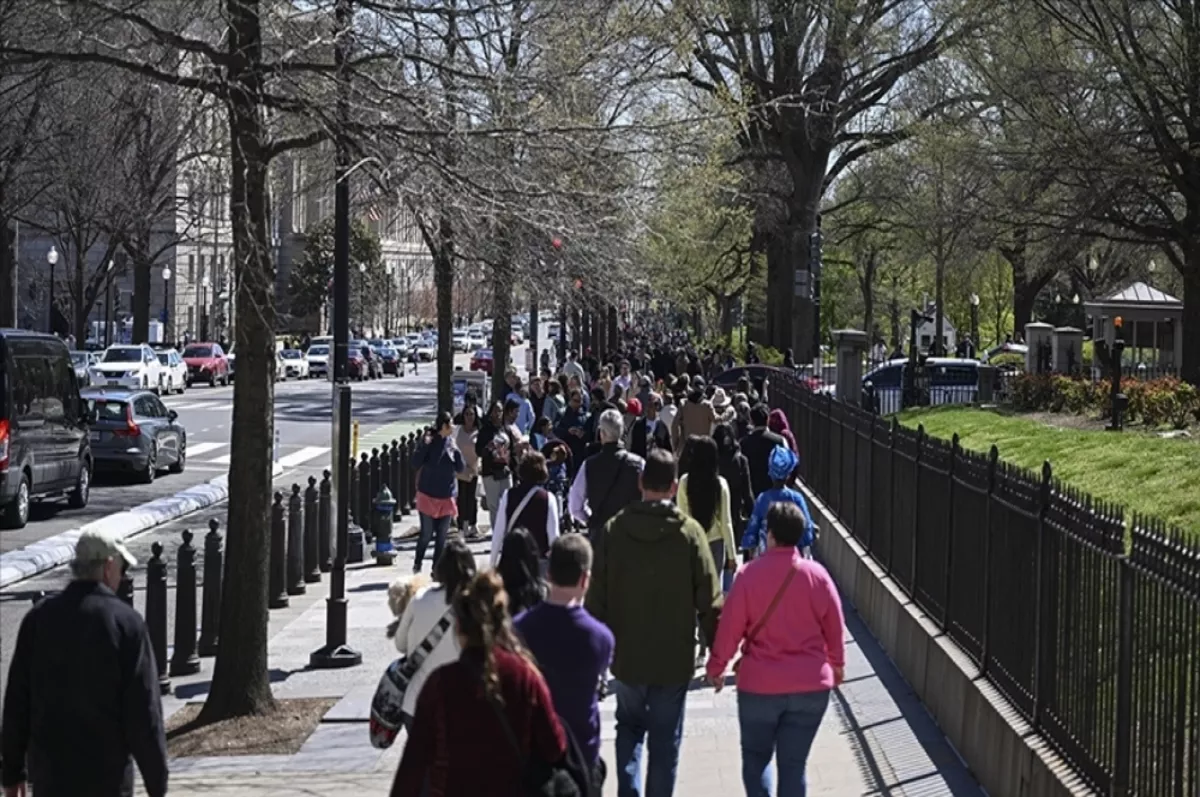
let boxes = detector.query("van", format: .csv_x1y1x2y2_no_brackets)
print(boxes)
0,330,93,528
863,357,989,415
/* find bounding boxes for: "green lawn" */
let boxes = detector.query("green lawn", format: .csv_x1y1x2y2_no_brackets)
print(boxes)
896,406,1200,537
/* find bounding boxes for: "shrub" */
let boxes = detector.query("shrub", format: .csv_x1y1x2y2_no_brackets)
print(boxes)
1010,373,1055,411
990,352,1026,371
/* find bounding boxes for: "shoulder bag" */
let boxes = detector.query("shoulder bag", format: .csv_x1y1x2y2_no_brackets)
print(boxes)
487,697,589,797
732,566,796,687
368,603,455,749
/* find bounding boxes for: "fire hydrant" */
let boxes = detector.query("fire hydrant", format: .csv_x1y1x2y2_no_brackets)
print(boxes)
372,485,396,566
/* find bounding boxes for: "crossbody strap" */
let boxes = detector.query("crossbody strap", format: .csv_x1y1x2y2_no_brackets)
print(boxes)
744,567,796,647
507,486,540,532
401,604,454,676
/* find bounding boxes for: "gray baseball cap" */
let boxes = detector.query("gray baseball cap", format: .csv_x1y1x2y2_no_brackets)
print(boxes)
73,528,137,569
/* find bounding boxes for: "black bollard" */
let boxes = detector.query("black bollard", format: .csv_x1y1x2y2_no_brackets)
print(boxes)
145,542,171,694
370,447,381,507
394,439,410,517
379,444,392,516
118,570,135,605
348,456,359,527
318,470,333,572
287,484,306,596
358,453,372,542
170,529,201,676
269,491,289,609
304,476,321,583
198,518,222,656
398,436,411,515
407,432,419,510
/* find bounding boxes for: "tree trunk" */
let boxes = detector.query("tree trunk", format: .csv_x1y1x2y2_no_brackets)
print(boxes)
718,294,734,342
491,256,513,400
198,1,276,723
131,235,152,343
607,304,617,355
1182,257,1200,385
859,251,877,344
1,224,15,328
435,215,454,414
73,256,87,345
933,256,945,355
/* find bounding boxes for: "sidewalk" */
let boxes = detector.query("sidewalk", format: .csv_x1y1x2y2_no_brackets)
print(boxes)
149,534,982,797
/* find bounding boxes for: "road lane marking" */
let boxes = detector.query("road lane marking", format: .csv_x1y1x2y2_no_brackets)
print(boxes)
207,454,232,464
186,442,225,456
276,446,329,468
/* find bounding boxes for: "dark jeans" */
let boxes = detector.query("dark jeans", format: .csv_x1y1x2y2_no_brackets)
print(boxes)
456,477,478,528
738,689,830,797
415,513,451,572
613,680,688,797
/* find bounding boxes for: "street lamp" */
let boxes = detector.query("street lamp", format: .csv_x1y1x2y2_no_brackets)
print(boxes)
104,259,115,347
969,293,980,352
161,266,173,344
200,272,211,341
46,245,59,334
384,261,394,337
357,262,367,336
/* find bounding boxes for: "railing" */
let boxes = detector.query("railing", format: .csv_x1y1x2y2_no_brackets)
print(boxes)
772,372,1200,796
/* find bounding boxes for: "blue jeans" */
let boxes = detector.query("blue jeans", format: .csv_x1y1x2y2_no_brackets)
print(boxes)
613,680,688,797
737,690,830,797
415,513,451,572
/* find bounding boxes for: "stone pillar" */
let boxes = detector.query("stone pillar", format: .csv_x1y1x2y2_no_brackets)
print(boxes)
1024,322,1055,374
1052,327,1084,375
833,329,869,406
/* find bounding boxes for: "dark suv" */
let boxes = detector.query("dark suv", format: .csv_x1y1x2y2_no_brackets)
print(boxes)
0,330,93,528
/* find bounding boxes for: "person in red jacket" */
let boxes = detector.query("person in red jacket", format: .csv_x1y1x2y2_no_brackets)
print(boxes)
391,571,568,797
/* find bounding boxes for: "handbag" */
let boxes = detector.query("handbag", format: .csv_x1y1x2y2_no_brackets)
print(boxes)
732,566,796,685
368,605,454,749
487,697,588,797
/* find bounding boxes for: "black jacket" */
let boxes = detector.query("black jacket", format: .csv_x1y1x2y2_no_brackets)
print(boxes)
475,418,512,480
2,580,167,797
629,417,672,460
719,451,755,535
582,443,644,533
739,427,787,498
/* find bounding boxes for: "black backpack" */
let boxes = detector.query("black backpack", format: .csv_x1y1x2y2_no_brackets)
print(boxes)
488,699,593,797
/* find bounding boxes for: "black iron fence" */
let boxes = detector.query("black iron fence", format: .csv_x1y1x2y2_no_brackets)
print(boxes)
772,373,1200,796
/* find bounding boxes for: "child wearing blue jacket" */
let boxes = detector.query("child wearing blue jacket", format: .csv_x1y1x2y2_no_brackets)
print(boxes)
741,445,815,557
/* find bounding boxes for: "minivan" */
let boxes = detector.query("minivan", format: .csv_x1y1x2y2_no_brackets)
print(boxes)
1,330,93,528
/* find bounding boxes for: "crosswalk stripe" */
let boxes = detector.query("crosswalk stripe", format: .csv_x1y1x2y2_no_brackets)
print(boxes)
206,453,232,465
194,402,233,411
276,446,329,468
186,442,225,457
360,407,390,416
166,401,212,410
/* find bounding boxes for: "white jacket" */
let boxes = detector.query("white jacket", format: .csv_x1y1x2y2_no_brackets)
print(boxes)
393,584,461,718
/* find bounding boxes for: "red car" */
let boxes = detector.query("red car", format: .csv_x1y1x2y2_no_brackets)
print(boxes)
470,348,494,376
182,342,230,387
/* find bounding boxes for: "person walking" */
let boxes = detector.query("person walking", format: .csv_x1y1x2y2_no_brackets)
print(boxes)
564,349,587,385
743,446,816,558
389,541,477,730
391,572,570,797
2,529,168,797
497,528,547,616
713,423,755,567
455,404,481,539
677,435,739,589
516,534,615,791
628,392,672,460
568,409,644,538
586,448,723,797
411,411,465,574
739,405,787,499
706,503,845,797
476,399,516,533
671,381,718,451
489,451,561,566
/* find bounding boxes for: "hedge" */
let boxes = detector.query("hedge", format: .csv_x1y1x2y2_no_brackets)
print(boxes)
1008,373,1200,429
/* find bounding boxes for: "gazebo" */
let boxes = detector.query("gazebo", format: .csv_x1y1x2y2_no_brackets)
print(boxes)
1083,282,1184,370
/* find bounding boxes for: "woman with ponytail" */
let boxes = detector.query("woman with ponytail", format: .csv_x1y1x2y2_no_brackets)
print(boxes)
391,571,570,797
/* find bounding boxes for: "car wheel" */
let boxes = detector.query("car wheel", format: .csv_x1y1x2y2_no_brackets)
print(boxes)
139,445,157,484
68,460,90,509
1,473,31,529
210,372,217,387
169,437,186,474
221,373,229,387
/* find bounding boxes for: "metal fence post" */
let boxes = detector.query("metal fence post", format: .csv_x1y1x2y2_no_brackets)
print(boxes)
1112,556,1135,797
398,436,410,513
408,432,419,510
910,425,924,595
370,447,381,506
169,529,201,676
379,443,392,512
887,418,898,574
390,440,404,517
358,453,372,541
269,491,289,609
304,476,320,583
943,434,959,628
864,417,874,550
981,446,998,676
145,542,171,694
198,518,222,657
318,470,333,572
348,455,359,527
287,484,306,596
1032,460,1053,729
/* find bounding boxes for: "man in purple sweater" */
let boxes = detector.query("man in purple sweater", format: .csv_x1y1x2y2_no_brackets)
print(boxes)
515,534,614,789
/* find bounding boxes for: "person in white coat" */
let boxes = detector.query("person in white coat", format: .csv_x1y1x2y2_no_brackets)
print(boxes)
390,539,477,728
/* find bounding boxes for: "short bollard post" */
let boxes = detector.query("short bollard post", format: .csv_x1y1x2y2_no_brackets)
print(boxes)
304,476,321,583
318,470,333,572
118,571,135,606
269,491,289,609
379,445,392,514
348,458,359,527
370,447,381,506
372,485,397,565
198,519,222,656
358,453,372,542
170,529,201,676
287,484,306,596
146,542,171,694
407,432,419,510
398,437,411,515
392,440,408,517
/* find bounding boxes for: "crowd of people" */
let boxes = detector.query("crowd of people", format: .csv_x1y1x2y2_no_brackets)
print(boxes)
0,318,847,797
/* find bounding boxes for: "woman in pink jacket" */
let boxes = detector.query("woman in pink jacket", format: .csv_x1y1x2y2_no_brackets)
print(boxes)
705,501,845,797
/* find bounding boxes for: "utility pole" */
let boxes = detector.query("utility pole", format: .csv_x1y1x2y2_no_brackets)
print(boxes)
311,0,361,670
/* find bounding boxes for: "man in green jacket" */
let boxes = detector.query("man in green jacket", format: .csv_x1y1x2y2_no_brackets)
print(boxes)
586,447,722,797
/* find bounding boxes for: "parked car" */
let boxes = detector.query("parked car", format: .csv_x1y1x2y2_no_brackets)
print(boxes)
155,349,188,394
182,342,230,387
307,344,331,379
0,330,92,528
453,329,470,352
347,346,368,381
90,344,166,394
70,350,98,387
81,387,186,484
415,339,436,362
470,348,495,376
376,345,401,376
468,330,487,350
863,358,990,415
280,349,309,379
360,343,384,379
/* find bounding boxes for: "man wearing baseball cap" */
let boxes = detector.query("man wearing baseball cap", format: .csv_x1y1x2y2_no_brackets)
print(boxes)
2,528,168,797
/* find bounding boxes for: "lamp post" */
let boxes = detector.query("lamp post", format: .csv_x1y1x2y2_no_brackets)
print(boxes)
200,272,211,341
161,266,172,344
384,261,394,337
357,262,367,336
969,292,980,352
46,245,59,334
104,259,115,347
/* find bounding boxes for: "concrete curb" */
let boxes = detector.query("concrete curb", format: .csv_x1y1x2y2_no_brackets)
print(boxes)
0,462,284,589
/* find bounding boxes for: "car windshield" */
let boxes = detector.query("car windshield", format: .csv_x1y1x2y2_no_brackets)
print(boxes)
85,398,129,422
308,346,329,356
157,354,171,365
71,352,88,366
183,346,213,358
379,347,396,356
103,347,142,363
282,350,302,359
476,349,493,358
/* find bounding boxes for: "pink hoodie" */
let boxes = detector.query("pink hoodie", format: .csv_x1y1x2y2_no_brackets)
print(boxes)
706,547,844,694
